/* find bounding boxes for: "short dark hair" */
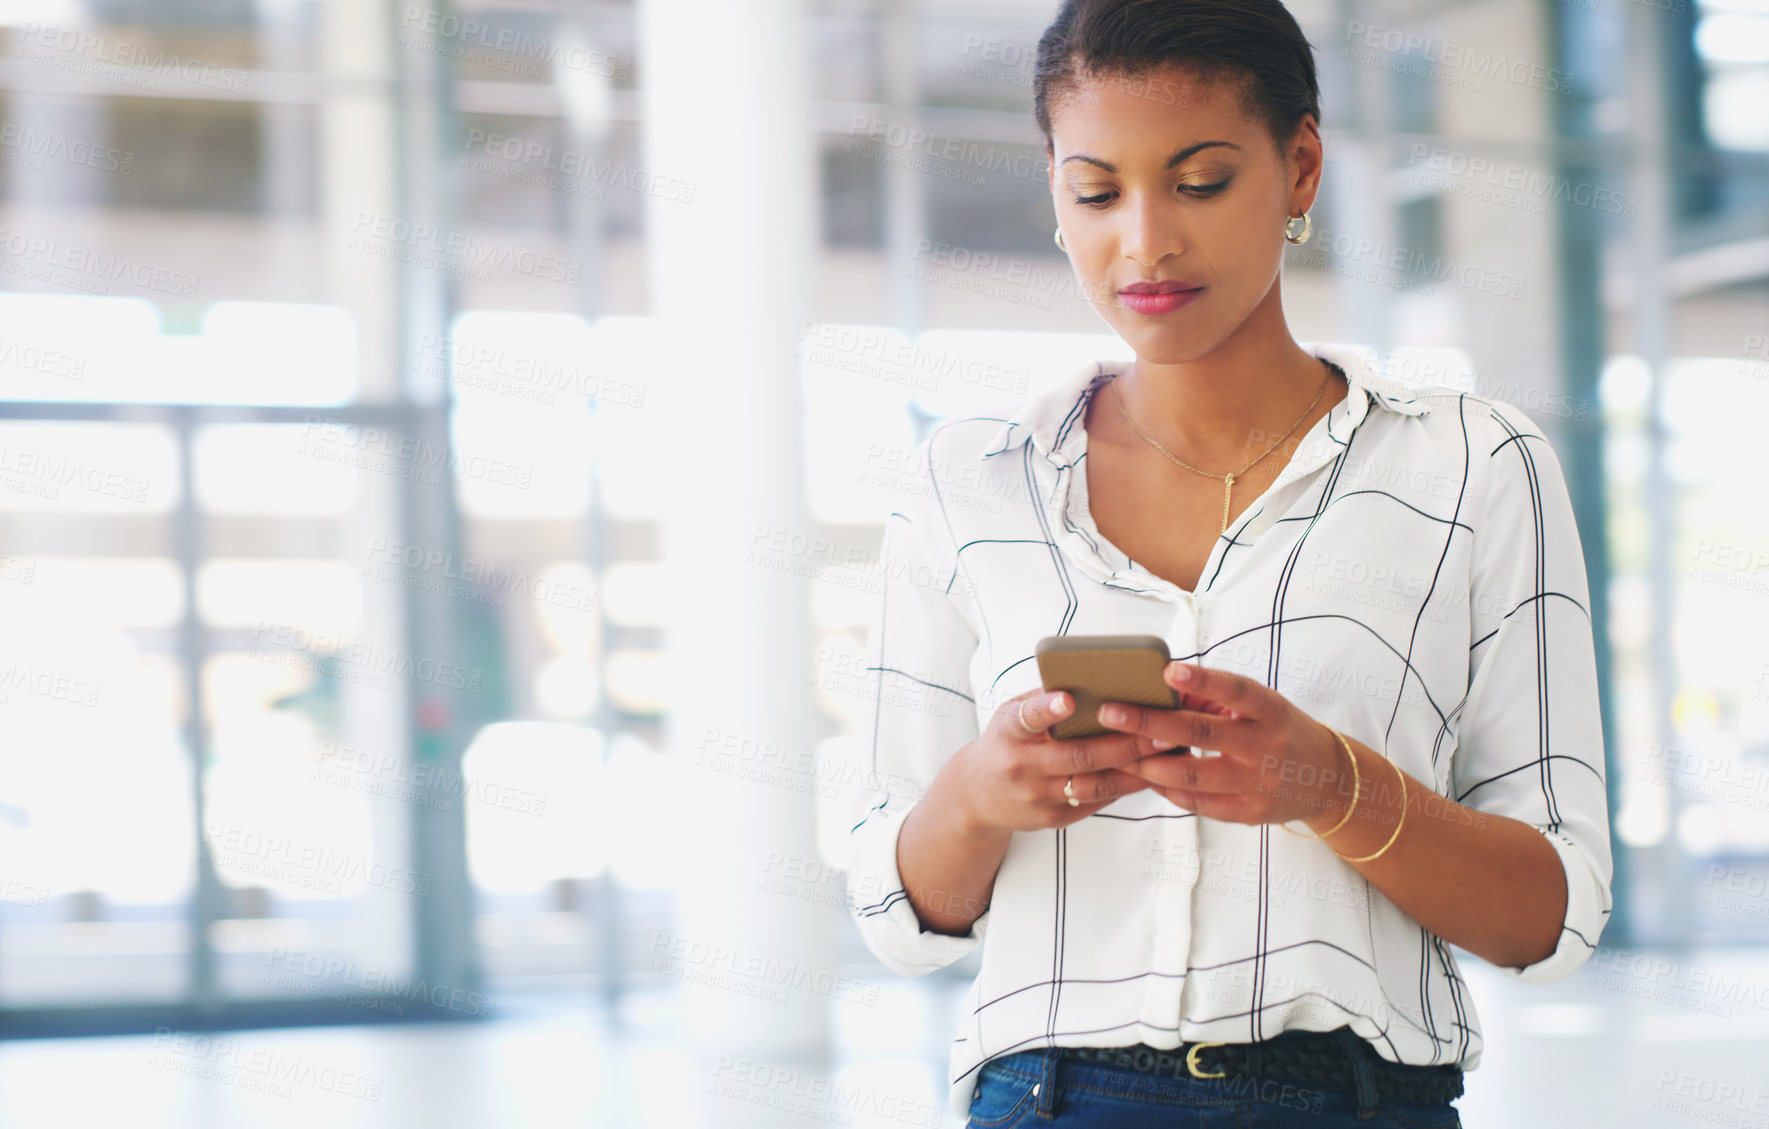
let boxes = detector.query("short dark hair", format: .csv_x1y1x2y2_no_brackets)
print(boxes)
1033,0,1321,159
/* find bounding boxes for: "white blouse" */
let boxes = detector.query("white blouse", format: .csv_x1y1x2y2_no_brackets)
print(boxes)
842,341,1613,1120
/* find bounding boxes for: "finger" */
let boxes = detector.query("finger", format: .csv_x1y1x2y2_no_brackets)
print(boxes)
1123,749,1251,795
1049,767,1149,807
1004,689,1075,739
1097,702,1251,757
1165,661,1264,719
1175,688,1236,717
1032,730,1147,777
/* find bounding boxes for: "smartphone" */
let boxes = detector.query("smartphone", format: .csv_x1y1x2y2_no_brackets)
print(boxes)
1033,634,1183,741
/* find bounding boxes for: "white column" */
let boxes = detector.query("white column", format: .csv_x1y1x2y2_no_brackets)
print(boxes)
256,0,312,224
1623,0,1691,944
638,0,836,1118
1327,0,1398,356
321,0,412,978
1434,0,1569,450
321,0,400,402
1,14,106,292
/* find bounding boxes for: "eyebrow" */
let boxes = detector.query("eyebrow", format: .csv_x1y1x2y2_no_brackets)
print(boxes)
1061,140,1242,173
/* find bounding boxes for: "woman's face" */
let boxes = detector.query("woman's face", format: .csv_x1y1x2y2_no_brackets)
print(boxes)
1046,64,1320,362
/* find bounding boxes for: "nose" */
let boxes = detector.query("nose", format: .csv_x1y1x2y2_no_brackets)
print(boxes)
1121,189,1183,267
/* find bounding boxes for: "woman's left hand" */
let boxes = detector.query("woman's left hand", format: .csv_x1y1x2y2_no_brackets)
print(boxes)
1097,660,1349,828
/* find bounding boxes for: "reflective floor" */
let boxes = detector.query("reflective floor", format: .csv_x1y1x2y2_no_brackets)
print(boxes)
2,948,1766,1127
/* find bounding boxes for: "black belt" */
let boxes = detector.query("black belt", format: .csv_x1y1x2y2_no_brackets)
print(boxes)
1055,1031,1464,1104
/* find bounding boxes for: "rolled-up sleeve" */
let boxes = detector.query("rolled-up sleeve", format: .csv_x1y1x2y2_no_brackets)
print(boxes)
1449,400,1613,985
844,435,990,977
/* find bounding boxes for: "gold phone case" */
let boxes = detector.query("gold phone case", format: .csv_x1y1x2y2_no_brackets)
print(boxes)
1033,634,1180,740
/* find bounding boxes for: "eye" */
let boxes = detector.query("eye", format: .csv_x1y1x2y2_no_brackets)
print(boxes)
1070,179,1231,209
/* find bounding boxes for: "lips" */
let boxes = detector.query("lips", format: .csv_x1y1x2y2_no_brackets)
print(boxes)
1119,280,1204,296
1117,286,1205,315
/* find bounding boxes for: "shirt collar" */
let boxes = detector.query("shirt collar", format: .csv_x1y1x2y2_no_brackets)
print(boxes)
979,341,1430,468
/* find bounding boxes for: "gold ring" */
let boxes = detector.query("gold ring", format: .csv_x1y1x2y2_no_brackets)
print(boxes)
1184,1041,1227,1079
1017,700,1036,734
1063,775,1079,807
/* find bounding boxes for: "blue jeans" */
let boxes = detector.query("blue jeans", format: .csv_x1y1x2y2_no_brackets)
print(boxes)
964,1032,1463,1128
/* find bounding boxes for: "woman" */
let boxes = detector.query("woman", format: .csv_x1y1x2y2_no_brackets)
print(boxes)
844,1,1612,1126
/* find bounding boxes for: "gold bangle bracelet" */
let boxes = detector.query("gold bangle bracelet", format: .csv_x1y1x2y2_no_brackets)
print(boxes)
1331,755,1408,864
1281,725,1360,841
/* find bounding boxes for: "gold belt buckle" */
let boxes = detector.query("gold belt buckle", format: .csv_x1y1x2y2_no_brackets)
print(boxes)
1184,1040,1227,1079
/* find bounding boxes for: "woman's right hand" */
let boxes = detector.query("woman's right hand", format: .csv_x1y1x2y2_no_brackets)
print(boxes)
947,688,1154,834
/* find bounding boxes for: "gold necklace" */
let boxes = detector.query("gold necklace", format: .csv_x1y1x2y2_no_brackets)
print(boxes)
1112,363,1334,534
